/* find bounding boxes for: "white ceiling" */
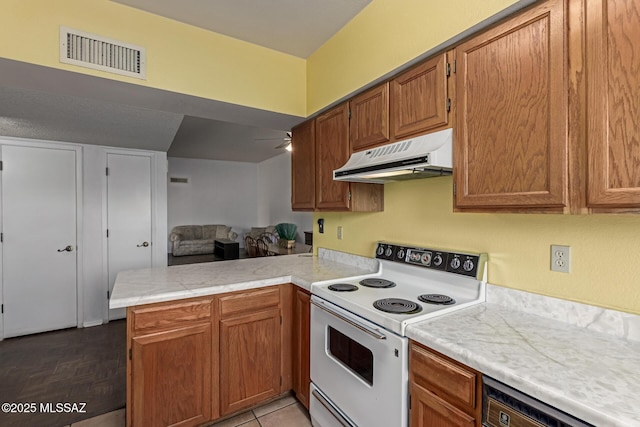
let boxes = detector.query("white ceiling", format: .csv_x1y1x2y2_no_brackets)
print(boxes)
111,0,372,58
0,1,373,162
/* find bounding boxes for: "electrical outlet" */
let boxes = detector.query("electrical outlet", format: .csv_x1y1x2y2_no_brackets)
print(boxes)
337,226,343,240
551,245,571,273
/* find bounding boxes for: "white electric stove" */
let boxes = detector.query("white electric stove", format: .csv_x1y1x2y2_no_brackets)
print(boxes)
309,242,487,427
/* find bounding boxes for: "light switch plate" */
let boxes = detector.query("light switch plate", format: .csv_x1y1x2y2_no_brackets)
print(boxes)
551,245,571,273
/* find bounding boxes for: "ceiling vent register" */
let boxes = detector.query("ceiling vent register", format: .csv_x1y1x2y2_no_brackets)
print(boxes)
60,26,146,80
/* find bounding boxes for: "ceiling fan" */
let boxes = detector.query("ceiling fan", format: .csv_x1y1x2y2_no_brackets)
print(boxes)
255,132,292,151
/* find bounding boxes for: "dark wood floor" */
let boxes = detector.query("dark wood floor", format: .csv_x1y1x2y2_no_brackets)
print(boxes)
0,320,126,427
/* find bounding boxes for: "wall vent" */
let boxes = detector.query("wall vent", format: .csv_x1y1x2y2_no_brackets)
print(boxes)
60,26,146,80
170,177,189,184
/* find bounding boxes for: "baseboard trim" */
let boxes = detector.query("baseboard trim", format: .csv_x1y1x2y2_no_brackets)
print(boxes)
83,320,104,328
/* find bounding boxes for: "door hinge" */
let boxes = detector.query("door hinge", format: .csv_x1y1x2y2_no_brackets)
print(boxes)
0,160,3,171
348,108,352,120
453,59,457,73
1,304,3,314
347,191,352,201
409,393,412,410
453,182,457,196
106,229,109,238
107,290,110,300
129,348,132,360
446,62,451,77
1,232,3,243
446,98,451,112
105,167,109,176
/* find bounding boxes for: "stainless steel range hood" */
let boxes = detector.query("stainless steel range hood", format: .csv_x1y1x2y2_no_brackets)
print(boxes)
333,128,452,184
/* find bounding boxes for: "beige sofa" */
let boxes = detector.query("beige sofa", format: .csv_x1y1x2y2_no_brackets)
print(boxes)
170,225,238,256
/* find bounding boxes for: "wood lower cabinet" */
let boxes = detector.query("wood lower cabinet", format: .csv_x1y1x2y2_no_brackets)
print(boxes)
410,341,481,427
454,0,567,211
127,298,213,427
219,308,281,415
218,286,283,416
292,288,310,409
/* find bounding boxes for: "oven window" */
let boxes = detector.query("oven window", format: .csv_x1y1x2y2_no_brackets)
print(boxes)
328,326,374,385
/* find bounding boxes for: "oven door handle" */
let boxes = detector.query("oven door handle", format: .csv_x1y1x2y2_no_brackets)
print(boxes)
312,299,387,340
312,389,353,427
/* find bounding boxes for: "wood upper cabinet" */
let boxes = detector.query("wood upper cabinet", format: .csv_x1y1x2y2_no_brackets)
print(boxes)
291,120,315,211
585,0,640,209
128,298,213,427
391,52,450,139
315,103,352,210
410,341,481,427
454,0,568,211
315,103,384,212
292,288,310,409
350,83,390,152
218,286,282,416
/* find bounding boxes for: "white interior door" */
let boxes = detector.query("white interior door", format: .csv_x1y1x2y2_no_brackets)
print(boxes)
107,153,152,320
2,144,78,338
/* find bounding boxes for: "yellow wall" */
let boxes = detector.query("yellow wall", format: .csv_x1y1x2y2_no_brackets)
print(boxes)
306,0,519,114
306,0,640,315
0,0,306,116
313,179,640,315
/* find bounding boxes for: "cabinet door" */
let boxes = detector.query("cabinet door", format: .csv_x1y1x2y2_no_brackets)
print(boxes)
131,324,212,427
291,120,316,210
292,288,311,409
391,53,449,139
219,308,281,415
350,83,390,152
315,103,351,210
586,0,640,208
411,384,476,427
454,0,567,210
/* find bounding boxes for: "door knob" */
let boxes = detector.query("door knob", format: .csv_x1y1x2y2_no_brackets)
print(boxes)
137,241,150,247
57,245,74,252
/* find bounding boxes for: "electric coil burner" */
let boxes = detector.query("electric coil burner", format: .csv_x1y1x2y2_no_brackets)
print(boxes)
373,298,422,314
418,294,456,305
328,283,358,292
360,278,396,288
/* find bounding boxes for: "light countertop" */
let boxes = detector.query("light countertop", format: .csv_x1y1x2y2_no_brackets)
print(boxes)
109,250,639,426
109,249,379,309
406,301,640,427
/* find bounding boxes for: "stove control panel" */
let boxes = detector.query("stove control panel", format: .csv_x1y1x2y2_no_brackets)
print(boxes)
375,242,485,278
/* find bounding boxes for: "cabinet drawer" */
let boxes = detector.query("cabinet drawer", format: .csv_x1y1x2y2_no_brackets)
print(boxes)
131,298,212,333
219,286,280,319
410,343,477,409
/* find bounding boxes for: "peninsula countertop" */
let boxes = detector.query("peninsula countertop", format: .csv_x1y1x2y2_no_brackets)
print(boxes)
109,249,379,309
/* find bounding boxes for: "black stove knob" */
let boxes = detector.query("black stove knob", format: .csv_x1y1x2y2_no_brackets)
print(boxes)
385,246,393,257
433,254,443,266
450,257,461,269
397,249,405,260
376,245,385,256
463,259,475,272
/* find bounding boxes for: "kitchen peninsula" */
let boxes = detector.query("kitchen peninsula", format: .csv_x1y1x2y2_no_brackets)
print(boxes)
110,249,379,427
111,249,640,427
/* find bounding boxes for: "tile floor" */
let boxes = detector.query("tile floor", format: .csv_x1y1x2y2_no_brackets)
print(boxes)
64,395,311,427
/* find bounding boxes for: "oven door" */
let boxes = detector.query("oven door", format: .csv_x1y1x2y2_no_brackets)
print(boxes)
310,295,408,427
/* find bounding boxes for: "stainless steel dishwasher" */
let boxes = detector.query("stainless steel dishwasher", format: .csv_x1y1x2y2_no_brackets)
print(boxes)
482,376,594,427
